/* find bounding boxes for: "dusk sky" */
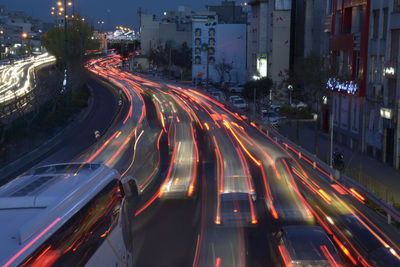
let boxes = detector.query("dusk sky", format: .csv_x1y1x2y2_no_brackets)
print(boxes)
1,0,229,31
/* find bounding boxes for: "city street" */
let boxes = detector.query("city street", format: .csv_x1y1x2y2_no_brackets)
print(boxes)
2,1,400,266
83,55,400,266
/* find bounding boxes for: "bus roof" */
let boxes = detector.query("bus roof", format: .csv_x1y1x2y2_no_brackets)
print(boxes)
0,163,120,267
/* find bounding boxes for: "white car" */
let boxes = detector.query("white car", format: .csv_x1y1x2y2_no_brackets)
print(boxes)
262,111,281,126
229,95,240,103
232,98,247,110
291,101,307,110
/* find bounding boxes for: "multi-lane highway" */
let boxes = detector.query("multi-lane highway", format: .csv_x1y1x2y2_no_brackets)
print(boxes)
0,53,55,104
83,55,400,267
2,53,400,266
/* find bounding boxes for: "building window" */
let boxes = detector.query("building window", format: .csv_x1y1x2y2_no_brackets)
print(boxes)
342,50,349,77
344,7,352,34
355,51,360,79
372,10,379,39
327,0,333,14
195,28,201,36
395,0,400,13
383,8,388,40
275,0,292,10
208,47,215,55
390,30,400,61
195,56,201,64
195,38,201,46
195,48,201,55
369,55,376,83
381,56,385,81
335,13,341,35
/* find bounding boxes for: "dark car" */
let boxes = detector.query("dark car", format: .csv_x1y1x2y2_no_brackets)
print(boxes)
274,226,343,267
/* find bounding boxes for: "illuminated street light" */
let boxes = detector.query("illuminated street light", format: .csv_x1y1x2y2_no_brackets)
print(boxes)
57,1,62,6
21,32,28,39
68,2,72,6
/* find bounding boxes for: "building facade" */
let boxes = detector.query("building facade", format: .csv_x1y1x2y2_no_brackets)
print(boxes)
248,0,292,87
191,14,247,86
0,6,45,58
325,0,370,157
140,6,194,57
365,0,400,168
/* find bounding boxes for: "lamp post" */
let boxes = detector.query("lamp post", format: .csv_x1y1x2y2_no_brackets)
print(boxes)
253,75,260,116
288,84,293,105
21,32,30,55
98,21,104,32
329,91,334,168
206,46,209,90
63,0,68,92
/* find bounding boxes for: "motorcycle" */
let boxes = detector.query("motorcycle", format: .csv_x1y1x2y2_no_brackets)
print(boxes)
333,149,345,171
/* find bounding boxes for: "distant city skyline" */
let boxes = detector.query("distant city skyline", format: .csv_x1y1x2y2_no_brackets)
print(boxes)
1,0,233,31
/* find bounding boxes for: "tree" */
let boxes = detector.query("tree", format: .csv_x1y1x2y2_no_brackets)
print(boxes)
215,59,233,84
42,15,99,68
148,45,168,69
171,42,192,78
242,77,273,100
293,51,330,156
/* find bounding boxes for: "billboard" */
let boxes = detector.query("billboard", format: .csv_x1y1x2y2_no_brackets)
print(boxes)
257,53,267,78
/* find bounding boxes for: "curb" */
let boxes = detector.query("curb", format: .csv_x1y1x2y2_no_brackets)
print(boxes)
0,86,95,183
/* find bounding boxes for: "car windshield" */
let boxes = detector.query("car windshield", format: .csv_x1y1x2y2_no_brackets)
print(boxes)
283,228,340,262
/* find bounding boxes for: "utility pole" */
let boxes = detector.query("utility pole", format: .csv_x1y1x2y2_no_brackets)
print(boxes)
330,94,334,168
253,87,256,116
63,0,68,92
206,47,209,90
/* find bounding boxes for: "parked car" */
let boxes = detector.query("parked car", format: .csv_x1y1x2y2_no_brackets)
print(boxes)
273,226,343,267
262,111,282,126
291,101,308,110
232,98,247,110
270,104,281,112
228,85,245,93
211,90,225,101
229,95,241,103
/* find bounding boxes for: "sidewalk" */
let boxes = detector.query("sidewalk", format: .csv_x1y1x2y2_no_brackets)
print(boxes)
278,121,400,204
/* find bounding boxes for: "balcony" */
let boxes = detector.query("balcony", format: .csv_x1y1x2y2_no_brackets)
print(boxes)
248,0,268,5
330,34,354,51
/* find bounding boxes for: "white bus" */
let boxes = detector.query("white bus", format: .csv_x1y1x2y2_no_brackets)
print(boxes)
0,163,137,267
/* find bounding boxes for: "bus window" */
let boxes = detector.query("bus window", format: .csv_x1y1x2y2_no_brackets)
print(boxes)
20,179,122,267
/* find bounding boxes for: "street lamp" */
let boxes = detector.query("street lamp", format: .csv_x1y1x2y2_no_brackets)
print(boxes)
288,84,293,105
98,21,105,32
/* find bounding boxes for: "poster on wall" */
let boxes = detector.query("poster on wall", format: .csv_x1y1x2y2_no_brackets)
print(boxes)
350,96,360,133
340,94,349,130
